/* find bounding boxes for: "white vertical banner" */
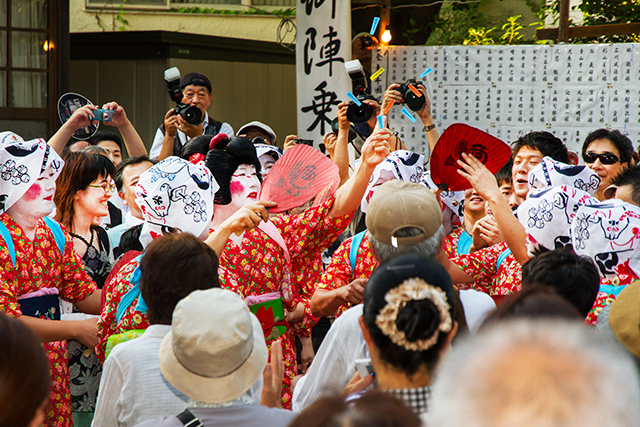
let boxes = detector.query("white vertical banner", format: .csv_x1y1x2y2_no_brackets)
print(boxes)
296,0,352,145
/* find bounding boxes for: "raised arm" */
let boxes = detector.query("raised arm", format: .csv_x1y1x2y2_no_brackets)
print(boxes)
331,101,352,186
415,85,439,153
47,105,97,154
328,128,391,218
204,201,276,255
101,102,147,157
457,153,529,265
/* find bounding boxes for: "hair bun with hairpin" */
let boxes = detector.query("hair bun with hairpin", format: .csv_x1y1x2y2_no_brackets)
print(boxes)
209,133,228,150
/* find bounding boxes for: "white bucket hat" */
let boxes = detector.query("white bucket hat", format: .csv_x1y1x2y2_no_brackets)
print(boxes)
159,288,268,404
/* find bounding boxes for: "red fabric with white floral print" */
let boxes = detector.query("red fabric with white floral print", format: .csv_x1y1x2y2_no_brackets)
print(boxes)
0,213,96,427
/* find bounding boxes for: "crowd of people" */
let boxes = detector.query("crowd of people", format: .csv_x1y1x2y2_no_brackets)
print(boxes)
2,64,640,427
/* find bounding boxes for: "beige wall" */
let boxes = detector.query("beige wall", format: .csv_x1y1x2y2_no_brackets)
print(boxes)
69,57,297,151
70,0,292,43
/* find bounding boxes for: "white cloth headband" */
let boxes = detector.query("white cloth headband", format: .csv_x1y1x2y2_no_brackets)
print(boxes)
0,136,64,213
571,199,640,279
135,156,219,248
528,156,601,196
518,185,597,252
361,150,425,213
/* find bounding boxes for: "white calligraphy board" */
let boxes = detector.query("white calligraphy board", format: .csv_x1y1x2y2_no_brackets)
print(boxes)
295,0,352,144
372,44,640,160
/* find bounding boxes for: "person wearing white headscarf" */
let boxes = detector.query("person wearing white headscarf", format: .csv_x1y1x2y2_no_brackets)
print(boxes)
0,133,102,427
95,156,273,363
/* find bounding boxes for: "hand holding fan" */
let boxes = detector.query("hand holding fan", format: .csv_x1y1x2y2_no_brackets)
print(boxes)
430,123,511,192
259,144,340,213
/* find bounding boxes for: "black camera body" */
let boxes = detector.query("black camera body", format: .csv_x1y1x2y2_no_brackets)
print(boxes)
331,118,358,142
395,79,425,112
164,67,203,126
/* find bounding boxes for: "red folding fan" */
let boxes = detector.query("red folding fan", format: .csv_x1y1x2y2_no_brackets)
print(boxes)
260,144,340,213
430,123,511,192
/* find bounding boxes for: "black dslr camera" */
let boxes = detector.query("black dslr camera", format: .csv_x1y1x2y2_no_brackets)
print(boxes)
164,67,203,125
394,79,426,112
345,60,373,124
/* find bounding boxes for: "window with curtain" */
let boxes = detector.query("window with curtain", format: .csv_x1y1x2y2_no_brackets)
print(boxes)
0,0,54,139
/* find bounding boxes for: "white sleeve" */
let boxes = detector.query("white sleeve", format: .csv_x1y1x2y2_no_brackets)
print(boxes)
149,127,166,160
220,122,235,137
291,306,367,412
92,352,125,427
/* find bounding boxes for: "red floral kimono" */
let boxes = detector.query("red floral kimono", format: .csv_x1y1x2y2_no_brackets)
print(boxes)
220,195,352,408
315,232,378,318
0,214,96,427
451,241,521,295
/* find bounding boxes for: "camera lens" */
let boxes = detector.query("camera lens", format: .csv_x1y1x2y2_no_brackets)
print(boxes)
346,102,372,124
404,89,425,112
181,105,203,125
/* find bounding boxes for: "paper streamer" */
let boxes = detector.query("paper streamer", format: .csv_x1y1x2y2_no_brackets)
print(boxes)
419,67,433,78
370,17,380,35
383,99,395,115
347,91,362,106
370,67,385,81
377,115,385,129
401,107,417,123
408,84,423,97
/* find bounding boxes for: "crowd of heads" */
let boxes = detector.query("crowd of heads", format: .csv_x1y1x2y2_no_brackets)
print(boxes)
4,62,640,427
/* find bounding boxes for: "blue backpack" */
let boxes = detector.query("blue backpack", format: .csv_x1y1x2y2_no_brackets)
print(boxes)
0,216,66,267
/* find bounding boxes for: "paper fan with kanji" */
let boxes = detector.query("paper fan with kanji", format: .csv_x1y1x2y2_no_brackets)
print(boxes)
430,123,511,192
260,144,339,213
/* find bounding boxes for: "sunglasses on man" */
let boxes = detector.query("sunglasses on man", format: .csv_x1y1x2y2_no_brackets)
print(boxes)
583,151,621,165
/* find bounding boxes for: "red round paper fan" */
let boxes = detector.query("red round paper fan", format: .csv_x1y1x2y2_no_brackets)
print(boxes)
259,144,339,213
430,123,511,192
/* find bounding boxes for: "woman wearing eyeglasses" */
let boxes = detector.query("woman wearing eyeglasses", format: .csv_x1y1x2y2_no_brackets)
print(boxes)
581,129,635,201
54,151,116,427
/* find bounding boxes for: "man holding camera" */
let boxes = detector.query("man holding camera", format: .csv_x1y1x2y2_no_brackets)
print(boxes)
150,72,234,160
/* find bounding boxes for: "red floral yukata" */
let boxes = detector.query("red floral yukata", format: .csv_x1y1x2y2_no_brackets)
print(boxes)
0,214,96,427
219,195,352,409
290,253,324,338
451,241,521,296
586,269,638,327
315,232,378,318
445,226,493,294
96,257,150,363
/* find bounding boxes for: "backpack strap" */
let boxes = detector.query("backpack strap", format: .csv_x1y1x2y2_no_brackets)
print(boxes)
176,409,204,427
456,230,473,255
42,217,66,257
496,248,512,270
350,230,367,272
0,221,16,267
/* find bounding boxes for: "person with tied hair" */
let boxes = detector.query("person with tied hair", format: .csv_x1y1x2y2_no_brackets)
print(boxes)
356,253,458,422
0,134,102,427
0,313,51,427
426,320,640,427
180,129,392,408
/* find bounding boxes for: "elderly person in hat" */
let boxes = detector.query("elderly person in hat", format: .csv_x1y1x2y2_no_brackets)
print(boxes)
150,72,234,160
0,133,102,427
134,288,296,427
310,152,431,318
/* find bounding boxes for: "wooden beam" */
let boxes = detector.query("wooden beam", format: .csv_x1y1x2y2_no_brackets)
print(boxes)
537,22,640,40
558,0,570,42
